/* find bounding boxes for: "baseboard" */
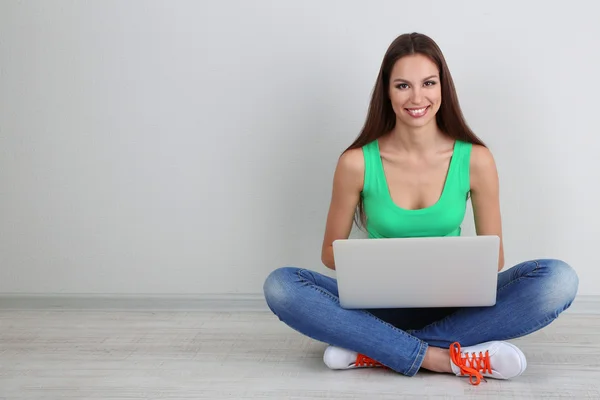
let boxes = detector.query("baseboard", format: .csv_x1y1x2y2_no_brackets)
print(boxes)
0,293,597,314
569,295,600,315
0,293,269,311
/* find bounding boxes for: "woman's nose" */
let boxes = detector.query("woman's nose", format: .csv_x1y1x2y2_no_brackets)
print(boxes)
410,88,423,104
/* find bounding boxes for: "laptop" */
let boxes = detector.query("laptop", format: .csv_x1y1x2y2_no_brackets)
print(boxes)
332,235,500,309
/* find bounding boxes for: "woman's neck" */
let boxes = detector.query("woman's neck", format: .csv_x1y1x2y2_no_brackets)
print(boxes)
384,121,449,155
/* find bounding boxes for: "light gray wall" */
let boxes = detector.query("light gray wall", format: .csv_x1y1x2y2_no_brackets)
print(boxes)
1,0,599,296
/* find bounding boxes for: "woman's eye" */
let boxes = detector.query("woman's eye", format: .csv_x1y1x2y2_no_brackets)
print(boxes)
424,81,437,87
396,83,409,90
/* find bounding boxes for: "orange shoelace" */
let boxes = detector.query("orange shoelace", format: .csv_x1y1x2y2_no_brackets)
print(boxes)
449,342,492,386
354,353,386,368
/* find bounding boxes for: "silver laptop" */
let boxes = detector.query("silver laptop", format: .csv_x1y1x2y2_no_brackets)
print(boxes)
332,235,500,309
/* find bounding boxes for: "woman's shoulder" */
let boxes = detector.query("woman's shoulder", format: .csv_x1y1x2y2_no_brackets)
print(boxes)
469,143,498,188
469,143,495,170
334,147,365,192
337,147,365,177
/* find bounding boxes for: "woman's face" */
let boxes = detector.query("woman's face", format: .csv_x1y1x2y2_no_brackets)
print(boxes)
388,54,442,129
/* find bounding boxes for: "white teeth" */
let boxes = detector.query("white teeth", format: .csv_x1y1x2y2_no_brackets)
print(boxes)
407,107,427,115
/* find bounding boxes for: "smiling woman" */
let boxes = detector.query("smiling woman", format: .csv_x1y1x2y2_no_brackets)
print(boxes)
263,32,578,386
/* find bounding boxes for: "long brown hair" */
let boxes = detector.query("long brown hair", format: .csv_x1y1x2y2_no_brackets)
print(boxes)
344,32,486,230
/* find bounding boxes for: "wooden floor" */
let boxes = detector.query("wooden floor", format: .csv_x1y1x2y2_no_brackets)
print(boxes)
0,309,599,399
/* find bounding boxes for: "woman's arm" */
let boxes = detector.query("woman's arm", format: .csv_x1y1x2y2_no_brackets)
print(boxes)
320,149,364,270
470,145,505,271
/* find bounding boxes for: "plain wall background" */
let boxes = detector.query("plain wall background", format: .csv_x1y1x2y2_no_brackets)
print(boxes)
1,0,599,297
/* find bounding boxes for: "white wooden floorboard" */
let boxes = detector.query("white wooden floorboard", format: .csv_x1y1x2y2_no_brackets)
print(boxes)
0,310,598,399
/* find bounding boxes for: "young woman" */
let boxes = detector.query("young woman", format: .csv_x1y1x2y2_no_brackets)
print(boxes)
262,32,578,385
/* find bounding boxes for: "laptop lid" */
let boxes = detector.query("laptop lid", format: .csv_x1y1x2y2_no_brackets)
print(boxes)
332,236,500,309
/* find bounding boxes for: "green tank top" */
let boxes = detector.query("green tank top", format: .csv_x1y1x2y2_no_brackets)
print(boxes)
361,139,472,238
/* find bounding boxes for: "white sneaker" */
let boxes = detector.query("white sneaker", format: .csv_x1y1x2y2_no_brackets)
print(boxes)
323,345,387,370
449,341,527,385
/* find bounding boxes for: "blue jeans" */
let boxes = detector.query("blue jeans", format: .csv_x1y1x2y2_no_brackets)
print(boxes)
263,259,578,376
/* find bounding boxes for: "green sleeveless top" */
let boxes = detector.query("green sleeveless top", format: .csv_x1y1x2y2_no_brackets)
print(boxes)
361,139,472,238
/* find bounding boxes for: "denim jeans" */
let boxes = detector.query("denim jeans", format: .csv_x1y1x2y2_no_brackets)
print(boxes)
263,259,578,376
